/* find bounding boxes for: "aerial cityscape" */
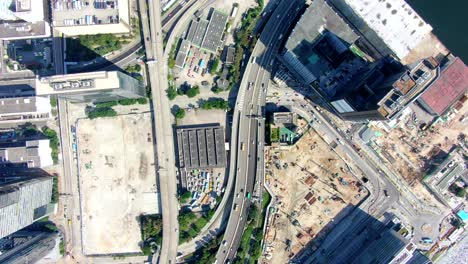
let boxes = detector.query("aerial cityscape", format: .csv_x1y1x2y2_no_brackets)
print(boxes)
0,0,466,264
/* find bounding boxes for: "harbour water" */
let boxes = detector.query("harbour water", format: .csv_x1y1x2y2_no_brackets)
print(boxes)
407,0,468,63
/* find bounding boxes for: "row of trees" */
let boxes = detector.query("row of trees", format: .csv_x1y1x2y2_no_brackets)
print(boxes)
167,85,201,100
229,0,264,86
199,98,229,110
234,191,271,263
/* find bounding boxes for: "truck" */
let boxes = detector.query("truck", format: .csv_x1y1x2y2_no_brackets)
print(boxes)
246,192,251,199
241,142,245,151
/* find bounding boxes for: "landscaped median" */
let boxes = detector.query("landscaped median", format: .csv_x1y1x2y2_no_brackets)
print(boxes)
234,191,271,263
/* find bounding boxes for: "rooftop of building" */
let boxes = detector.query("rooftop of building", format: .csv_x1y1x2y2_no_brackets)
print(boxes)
420,56,468,115
0,176,53,239
0,0,46,22
331,56,439,119
285,0,358,53
0,20,50,40
176,124,226,170
0,96,50,115
175,39,191,68
184,8,227,53
273,112,297,126
201,9,228,53
0,0,49,40
224,45,235,64
282,0,361,84
35,71,124,95
0,139,53,168
335,0,432,59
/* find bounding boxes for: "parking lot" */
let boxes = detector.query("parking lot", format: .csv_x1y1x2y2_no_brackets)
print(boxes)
76,113,159,255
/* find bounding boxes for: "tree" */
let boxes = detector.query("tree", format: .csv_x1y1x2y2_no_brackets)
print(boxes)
50,96,57,107
451,217,464,229
42,126,59,163
137,97,148,104
167,86,177,100
210,58,220,75
456,187,466,198
95,101,118,108
179,191,192,203
200,98,229,110
186,86,200,98
87,107,117,119
175,108,185,119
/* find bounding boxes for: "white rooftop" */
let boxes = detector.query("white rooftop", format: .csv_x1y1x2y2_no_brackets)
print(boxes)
343,0,432,59
35,71,121,96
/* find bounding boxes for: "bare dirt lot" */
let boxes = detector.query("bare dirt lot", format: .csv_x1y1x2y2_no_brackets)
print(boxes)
177,108,226,126
263,130,367,263
371,102,468,182
77,114,159,255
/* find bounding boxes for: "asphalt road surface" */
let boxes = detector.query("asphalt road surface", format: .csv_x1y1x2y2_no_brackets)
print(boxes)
215,1,305,263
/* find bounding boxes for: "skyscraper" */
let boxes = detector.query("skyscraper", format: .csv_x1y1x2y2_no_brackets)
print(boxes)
35,71,146,103
0,177,53,239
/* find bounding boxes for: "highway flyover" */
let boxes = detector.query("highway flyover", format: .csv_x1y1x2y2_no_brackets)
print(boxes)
215,0,305,263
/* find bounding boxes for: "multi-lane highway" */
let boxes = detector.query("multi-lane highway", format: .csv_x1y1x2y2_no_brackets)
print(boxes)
141,0,179,262
215,1,304,262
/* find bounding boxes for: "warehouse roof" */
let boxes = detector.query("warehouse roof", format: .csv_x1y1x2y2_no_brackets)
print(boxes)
176,125,226,170
175,39,191,68
420,57,468,115
201,9,228,53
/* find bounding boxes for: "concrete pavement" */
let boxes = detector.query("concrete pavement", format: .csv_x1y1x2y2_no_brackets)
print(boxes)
143,0,179,262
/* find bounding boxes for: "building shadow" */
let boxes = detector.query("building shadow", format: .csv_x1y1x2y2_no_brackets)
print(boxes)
287,205,430,264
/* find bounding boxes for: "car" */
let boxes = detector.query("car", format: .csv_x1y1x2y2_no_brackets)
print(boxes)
223,240,227,246
240,188,244,192
175,228,178,232
237,193,240,198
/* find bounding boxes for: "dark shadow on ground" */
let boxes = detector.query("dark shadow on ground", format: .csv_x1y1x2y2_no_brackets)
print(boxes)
289,205,424,264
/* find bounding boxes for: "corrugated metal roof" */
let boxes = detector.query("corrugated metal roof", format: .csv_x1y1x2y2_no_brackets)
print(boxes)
420,57,468,115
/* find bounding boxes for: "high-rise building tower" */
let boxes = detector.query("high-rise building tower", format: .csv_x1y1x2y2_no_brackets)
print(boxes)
0,176,53,239
35,71,146,103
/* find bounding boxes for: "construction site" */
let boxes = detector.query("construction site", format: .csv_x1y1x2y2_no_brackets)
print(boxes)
370,101,467,183
262,129,367,263
76,113,159,255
